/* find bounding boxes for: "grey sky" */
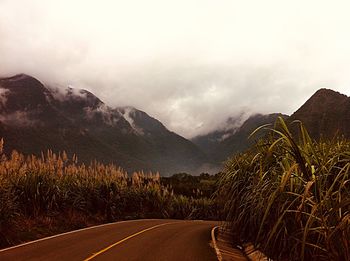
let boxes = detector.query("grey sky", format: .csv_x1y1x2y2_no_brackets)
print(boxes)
1,0,350,138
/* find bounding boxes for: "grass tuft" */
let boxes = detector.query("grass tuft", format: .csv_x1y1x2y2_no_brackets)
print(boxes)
217,117,350,260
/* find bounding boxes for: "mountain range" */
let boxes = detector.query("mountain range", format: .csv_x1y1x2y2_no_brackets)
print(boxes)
0,74,210,175
193,88,350,163
192,113,288,162
0,74,349,175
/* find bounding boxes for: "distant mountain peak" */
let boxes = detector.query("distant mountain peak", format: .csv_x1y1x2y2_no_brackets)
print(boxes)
0,73,32,81
290,88,350,139
306,88,348,104
0,74,46,91
0,73,210,175
192,112,288,162
295,88,348,112
0,73,53,114
313,87,347,96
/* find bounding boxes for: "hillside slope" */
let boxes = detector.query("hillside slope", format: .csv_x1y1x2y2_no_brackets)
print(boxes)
289,88,350,139
194,88,350,163
0,74,210,175
193,113,287,162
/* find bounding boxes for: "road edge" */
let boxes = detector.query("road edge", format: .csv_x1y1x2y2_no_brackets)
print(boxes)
211,226,223,261
0,218,161,253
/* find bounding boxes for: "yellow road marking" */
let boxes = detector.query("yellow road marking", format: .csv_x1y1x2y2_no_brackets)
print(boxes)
83,221,181,261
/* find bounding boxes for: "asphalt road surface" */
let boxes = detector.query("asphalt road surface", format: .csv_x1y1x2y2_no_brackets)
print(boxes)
0,219,218,261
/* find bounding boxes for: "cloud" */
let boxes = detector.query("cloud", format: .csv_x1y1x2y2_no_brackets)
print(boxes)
0,88,10,108
1,0,350,138
0,111,38,127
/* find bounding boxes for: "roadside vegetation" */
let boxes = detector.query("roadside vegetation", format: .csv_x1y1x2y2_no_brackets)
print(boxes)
217,117,350,261
0,142,218,248
2,116,348,260
161,172,220,198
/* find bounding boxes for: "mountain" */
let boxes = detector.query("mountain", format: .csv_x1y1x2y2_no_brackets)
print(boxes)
193,88,350,164
289,88,350,139
193,113,288,162
0,74,210,175
1,75,347,173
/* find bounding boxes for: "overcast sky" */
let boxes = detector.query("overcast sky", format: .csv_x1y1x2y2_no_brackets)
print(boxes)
1,0,350,138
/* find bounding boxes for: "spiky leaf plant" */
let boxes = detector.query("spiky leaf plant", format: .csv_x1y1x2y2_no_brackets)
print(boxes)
218,117,350,260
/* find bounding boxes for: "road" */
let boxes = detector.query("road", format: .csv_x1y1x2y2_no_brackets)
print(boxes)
0,219,218,261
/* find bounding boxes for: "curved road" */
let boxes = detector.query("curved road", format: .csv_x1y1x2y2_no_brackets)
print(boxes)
0,219,218,261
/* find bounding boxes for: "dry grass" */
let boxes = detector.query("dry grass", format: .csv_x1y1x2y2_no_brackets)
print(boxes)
0,141,217,248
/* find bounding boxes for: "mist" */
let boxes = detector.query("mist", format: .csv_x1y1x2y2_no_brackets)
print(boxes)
1,0,350,138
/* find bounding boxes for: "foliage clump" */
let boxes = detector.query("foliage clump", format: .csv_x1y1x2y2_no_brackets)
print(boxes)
0,142,217,248
218,118,350,261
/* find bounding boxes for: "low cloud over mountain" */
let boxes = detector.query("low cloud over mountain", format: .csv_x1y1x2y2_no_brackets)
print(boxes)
0,74,212,175
1,0,350,138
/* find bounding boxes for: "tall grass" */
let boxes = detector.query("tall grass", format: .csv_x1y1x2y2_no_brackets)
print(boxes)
0,142,217,248
218,118,350,260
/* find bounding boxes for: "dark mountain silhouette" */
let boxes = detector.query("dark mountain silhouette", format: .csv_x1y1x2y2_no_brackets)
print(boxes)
289,88,350,139
193,88,350,163
0,74,210,175
1,75,348,172
192,113,287,162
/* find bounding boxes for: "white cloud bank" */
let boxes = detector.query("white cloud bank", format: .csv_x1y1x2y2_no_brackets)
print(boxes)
1,0,350,137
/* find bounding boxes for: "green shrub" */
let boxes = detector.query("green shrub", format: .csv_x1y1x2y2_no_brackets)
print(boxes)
218,117,350,261
0,145,217,247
